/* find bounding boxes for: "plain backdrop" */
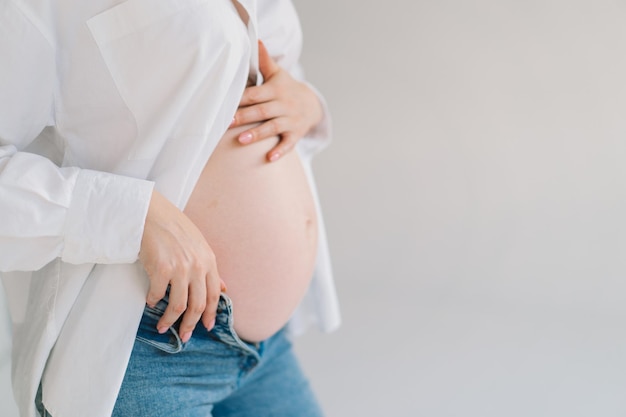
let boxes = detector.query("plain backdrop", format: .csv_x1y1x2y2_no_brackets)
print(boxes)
291,0,626,416
4,1,626,416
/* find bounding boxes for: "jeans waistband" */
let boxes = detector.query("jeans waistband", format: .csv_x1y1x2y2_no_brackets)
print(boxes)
143,290,262,359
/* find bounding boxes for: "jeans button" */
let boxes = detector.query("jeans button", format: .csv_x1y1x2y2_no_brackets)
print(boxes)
242,356,259,372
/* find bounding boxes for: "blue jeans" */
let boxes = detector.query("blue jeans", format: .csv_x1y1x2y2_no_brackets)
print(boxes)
38,293,324,417
112,292,324,417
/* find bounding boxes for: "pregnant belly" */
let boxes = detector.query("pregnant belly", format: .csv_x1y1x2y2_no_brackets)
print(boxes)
183,124,318,342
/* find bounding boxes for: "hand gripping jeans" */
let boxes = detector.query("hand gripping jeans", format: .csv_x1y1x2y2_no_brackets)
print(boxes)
38,292,324,417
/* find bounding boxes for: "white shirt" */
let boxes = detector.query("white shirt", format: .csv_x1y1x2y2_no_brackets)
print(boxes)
0,0,340,416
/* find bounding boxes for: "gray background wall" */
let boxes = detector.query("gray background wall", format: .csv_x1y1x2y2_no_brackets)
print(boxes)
3,1,626,416
292,0,626,416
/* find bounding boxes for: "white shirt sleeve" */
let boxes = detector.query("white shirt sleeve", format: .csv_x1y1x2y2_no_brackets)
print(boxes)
0,2,154,272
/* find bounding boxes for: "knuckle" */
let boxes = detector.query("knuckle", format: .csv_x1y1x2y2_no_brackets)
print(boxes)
154,262,172,277
178,261,194,277
147,290,162,302
170,303,187,315
157,258,180,276
206,291,220,306
269,119,281,133
258,106,270,120
237,108,249,121
189,303,206,315
204,251,217,267
249,88,262,102
189,258,204,273
266,81,278,93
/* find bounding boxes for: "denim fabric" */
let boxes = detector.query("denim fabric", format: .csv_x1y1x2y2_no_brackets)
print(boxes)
110,292,324,417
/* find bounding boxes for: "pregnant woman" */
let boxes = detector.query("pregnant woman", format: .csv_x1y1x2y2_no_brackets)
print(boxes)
0,0,340,416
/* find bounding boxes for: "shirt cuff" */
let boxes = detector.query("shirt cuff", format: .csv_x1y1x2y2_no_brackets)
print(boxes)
61,169,155,265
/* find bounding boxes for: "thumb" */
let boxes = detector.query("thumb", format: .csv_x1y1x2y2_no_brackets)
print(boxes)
258,40,279,79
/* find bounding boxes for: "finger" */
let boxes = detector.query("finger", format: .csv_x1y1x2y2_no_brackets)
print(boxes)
267,132,298,162
235,101,284,132
177,278,206,343
238,117,288,145
157,280,188,334
202,269,222,331
238,84,275,108
258,40,280,80
145,273,169,308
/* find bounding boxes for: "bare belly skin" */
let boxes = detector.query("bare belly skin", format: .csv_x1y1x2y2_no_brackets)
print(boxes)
184,124,318,342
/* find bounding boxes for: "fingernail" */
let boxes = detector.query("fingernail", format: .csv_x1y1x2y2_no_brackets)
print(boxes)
230,117,236,127
239,132,253,144
157,326,168,334
206,319,216,332
220,281,228,292
269,152,280,162
181,331,192,343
